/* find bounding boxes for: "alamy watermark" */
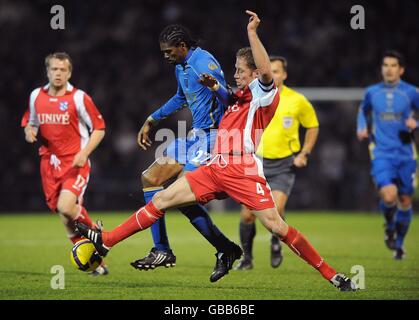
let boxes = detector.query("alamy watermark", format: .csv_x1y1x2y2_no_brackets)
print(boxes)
350,5,365,30
50,5,65,30
49,5,365,32
50,265,65,289
351,264,365,289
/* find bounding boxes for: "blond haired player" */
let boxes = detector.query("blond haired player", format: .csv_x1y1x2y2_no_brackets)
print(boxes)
22,52,108,275
236,56,319,270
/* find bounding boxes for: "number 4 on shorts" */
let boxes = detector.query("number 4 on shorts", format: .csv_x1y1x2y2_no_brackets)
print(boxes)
256,182,265,196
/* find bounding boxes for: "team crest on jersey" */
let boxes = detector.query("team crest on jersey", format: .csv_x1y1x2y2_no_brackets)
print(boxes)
282,116,293,129
208,62,218,70
59,101,68,111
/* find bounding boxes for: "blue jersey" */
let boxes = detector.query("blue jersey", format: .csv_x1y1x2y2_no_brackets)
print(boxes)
357,80,419,160
150,47,227,129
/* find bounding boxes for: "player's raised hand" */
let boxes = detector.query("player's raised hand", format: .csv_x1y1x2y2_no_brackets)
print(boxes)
72,150,88,167
24,125,37,143
357,129,369,141
246,10,260,33
138,120,153,150
405,117,417,130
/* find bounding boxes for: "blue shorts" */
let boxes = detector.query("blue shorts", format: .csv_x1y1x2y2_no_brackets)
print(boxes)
164,129,216,172
371,158,417,195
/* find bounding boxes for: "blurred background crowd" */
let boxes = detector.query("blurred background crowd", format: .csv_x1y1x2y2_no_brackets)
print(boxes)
1,0,418,212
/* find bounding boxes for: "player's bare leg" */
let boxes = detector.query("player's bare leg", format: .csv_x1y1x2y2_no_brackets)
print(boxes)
380,185,398,205
254,207,357,291
272,190,287,219
57,191,89,236
379,185,398,251
152,176,198,209
57,191,95,231
142,157,183,187
58,212,81,243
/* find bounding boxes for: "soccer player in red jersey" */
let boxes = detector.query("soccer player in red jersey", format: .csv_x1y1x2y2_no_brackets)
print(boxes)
22,52,108,275
77,11,357,290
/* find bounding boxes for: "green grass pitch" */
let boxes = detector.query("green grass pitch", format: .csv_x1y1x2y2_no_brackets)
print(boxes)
0,211,418,300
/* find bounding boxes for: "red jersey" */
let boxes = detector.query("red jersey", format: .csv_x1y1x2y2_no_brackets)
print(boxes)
213,78,279,155
24,83,105,156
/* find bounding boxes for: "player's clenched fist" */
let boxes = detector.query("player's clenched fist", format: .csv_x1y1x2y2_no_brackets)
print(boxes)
357,129,369,141
293,153,308,168
24,125,37,143
72,150,88,167
405,117,418,130
199,73,219,90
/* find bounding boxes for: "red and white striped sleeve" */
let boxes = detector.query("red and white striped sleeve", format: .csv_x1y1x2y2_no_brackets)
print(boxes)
27,88,41,127
248,79,278,108
74,90,105,132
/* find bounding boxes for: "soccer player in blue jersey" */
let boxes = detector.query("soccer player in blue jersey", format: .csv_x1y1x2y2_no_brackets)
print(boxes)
132,25,242,281
357,50,419,260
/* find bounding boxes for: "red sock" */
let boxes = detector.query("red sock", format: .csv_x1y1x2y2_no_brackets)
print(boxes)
69,234,84,244
282,226,336,280
74,206,95,228
68,207,93,244
102,201,164,248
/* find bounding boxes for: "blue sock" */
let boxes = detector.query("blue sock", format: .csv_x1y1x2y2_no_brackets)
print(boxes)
395,207,413,249
379,200,396,230
144,187,171,252
179,204,234,252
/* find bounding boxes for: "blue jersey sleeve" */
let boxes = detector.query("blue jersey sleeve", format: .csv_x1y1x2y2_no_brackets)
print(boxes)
150,74,188,121
357,89,372,132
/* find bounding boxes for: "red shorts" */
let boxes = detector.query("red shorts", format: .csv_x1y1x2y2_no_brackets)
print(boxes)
185,154,275,211
40,154,90,211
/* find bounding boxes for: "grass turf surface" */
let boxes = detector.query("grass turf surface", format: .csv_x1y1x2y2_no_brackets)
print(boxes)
0,211,418,300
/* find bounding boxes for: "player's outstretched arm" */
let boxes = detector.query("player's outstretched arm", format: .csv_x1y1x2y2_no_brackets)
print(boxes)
246,10,273,85
138,86,188,150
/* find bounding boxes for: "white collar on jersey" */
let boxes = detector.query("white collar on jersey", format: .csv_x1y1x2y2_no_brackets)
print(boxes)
43,82,74,92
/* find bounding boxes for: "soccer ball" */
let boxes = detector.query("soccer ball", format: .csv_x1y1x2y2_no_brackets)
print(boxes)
70,239,102,272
